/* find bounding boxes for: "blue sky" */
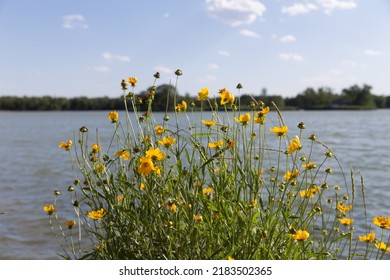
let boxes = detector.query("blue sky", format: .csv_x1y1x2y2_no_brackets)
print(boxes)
1,0,390,98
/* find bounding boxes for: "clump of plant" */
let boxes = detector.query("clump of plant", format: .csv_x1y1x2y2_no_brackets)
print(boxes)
45,70,390,259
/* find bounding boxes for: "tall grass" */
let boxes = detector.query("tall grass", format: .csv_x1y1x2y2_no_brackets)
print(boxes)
45,71,390,259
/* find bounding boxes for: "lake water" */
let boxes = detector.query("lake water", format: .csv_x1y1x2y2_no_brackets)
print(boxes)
1,110,390,260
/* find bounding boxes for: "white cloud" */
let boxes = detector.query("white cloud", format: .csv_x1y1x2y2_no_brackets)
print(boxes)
154,65,173,74
279,34,296,42
363,49,382,56
94,66,111,73
317,0,357,14
101,52,130,62
282,0,357,16
240,29,261,38
208,63,220,69
205,0,266,26
218,50,231,56
281,3,318,16
62,14,88,29
279,52,304,62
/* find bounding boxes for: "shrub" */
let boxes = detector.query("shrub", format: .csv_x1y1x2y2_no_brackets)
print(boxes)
45,71,390,260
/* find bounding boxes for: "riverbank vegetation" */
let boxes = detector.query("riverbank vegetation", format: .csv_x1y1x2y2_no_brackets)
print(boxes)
2,83,389,111
45,71,390,259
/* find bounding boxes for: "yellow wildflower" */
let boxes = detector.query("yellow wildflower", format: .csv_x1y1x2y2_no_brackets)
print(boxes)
43,205,56,215
87,208,106,220
155,125,165,136
258,106,270,116
64,220,76,229
117,195,124,202
339,217,353,226
140,183,146,191
194,214,203,222
299,186,320,198
270,126,288,137
337,202,353,213
175,100,187,112
234,113,251,126
145,147,165,161
290,230,310,241
227,256,235,260
197,88,209,101
127,77,138,87
157,135,176,148
202,187,214,196
91,144,101,153
115,149,131,160
137,156,157,176
219,88,235,105
287,136,302,154
284,169,300,181
59,140,72,151
108,110,119,123
254,107,270,124
303,162,317,169
201,120,217,128
161,201,177,212
208,139,223,149
373,216,390,229
358,232,376,243
375,242,390,252
254,116,266,124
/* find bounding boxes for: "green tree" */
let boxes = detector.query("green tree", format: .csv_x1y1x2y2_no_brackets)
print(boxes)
340,84,376,108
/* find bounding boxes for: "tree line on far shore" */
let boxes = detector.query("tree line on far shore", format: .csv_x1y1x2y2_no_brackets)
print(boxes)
1,83,389,111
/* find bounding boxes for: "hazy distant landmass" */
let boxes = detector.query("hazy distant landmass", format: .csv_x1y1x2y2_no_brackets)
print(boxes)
1,83,389,111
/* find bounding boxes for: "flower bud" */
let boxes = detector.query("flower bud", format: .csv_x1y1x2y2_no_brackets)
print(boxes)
79,126,88,133
288,228,297,234
298,122,306,129
325,151,334,157
121,79,127,90
325,167,333,174
220,126,228,132
154,72,160,79
175,69,182,76
309,134,317,141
